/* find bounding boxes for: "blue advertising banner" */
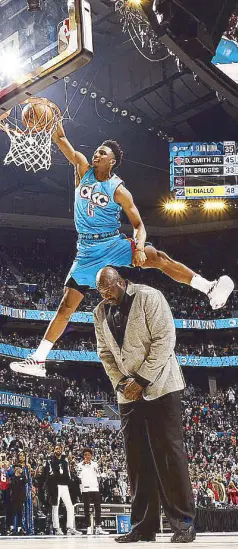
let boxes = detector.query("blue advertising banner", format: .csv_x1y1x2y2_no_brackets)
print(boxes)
176,318,238,329
0,390,57,419
117,515,131,534
177,355,238,367
0,344,99,362
0,344,237,367
0,303,237,330
0,304,94,324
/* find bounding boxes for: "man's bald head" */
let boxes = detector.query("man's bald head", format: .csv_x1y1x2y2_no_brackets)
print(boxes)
96,267,126,304
96,267,122,288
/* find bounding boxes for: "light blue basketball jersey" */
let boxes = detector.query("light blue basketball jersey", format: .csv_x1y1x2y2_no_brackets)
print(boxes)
74,167,123,236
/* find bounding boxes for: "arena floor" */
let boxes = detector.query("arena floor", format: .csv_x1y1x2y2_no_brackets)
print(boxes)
0,533,238,548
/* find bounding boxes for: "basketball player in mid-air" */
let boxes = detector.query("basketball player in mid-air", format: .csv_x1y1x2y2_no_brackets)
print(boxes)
9,117,234,377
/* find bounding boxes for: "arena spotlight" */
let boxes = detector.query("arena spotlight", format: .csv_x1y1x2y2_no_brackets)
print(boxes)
162,200,188,214
106,101,113,108
121,110,128,117
80,88,87,95
202,200,227,212
100,97,106,103
27,0,42,11
0,52,22,78
112,107,119,113
130,115,136,121
90,92,97,99
127,0,141,6
136,117,142,123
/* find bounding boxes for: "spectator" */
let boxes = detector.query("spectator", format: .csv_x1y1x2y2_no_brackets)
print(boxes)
17,451,34,535
76,448,109,536
42,443,81,536
11,465,27,535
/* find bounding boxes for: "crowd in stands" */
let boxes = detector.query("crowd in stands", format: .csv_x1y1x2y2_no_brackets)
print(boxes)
0,409,128,521
0,366,114,417
0,231,237,320
0,331,237,359
225,11,238,41
183,384,238,506
0,332,97,352
176,340,238,357
1,382,238,519
1,363,238,536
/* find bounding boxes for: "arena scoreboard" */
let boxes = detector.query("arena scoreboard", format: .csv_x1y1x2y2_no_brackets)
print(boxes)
169,141,238,200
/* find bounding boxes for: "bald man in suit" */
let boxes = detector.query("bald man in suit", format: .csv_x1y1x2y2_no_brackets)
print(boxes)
94,267,195,543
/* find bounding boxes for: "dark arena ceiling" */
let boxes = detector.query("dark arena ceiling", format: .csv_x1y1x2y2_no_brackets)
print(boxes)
0,0,237,229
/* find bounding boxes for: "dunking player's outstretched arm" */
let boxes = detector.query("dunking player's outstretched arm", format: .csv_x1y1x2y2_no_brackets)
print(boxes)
114,184,147,268
52,121,90,180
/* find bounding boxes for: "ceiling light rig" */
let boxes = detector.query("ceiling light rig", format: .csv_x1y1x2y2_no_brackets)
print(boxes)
114,0,178,64
76,83,174,141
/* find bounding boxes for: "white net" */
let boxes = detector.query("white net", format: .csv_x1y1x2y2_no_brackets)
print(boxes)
4,127,55,173
1,99,61,173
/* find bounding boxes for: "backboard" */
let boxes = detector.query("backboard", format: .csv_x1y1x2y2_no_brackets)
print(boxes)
0,0,93,115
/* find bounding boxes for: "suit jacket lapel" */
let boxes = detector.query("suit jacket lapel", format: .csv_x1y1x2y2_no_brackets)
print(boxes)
102,285,137,350
102,316,121,356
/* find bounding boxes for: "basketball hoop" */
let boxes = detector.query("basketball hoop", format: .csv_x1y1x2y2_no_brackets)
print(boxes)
0,97,61,172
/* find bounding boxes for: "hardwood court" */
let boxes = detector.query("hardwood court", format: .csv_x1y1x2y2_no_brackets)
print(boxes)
0,533,238,548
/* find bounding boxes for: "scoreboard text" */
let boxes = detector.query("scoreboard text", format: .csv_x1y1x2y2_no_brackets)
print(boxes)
169,141,238,199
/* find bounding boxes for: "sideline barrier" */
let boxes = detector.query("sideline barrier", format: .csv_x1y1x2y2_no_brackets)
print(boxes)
0,304,237,329
0,343,237,366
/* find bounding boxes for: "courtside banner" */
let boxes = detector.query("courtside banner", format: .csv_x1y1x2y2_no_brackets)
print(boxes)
0,344,237,367
177,355,238,367
0,390,57,418
0,304,94,323
0,304,237,329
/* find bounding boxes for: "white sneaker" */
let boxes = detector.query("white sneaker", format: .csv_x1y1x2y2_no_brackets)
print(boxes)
54,528,64,536
208,275,234,310
95,526,110,535
66,527,82,536
87,526,93,535
10,356,46,378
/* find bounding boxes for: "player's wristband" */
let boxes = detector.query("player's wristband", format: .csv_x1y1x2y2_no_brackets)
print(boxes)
135,248,144,252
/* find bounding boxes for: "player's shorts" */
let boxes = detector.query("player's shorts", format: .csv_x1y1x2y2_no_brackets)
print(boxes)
65,233,135,290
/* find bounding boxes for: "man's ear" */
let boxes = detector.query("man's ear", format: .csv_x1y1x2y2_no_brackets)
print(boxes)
111,158,116,167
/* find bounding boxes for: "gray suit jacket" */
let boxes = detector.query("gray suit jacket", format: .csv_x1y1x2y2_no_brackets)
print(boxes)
94,282,185,404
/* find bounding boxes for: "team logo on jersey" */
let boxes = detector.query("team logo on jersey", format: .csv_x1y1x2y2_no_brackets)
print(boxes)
80,185,110,217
